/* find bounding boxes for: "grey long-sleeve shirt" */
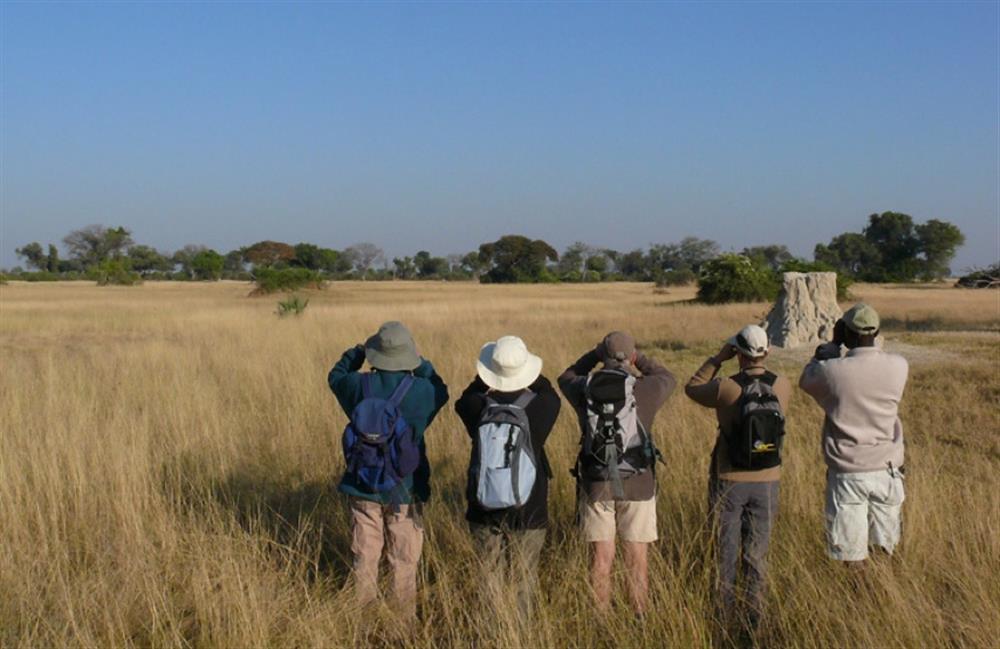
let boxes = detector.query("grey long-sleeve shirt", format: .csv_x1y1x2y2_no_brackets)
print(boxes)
799,345,908,473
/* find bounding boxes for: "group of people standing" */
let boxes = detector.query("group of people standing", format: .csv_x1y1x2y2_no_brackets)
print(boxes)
326,302,908,634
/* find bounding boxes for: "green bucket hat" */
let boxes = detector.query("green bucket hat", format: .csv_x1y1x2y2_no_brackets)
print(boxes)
365,321,421,371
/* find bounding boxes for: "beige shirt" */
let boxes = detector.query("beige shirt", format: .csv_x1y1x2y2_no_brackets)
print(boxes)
799,346,908,473
685,359,792,482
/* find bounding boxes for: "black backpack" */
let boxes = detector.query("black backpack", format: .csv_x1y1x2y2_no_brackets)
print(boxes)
726,371,785,470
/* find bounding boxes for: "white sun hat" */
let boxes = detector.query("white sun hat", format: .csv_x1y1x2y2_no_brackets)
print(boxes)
476,336,543,392
727,324,769,358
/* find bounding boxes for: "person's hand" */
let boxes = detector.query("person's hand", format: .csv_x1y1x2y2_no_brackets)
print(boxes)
594,342,607,363
715,343,737,363
832,319,846,346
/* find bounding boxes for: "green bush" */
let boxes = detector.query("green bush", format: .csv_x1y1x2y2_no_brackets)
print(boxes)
90,259,142,286
697,254,779,304
252,268,324,294
276,295,309,317
779,259,852,300
655,268,697,287
16,271,61,282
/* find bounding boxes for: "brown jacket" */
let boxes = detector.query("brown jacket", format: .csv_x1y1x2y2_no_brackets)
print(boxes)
559,350,676,500
685,358,792,482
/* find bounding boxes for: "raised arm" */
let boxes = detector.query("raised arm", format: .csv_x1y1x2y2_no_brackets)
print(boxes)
558,348,601,407
413,358,450,423
634,353,676,408
328,344,366,412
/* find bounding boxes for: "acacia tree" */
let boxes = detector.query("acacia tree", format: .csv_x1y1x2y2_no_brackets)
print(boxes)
243,241,296,268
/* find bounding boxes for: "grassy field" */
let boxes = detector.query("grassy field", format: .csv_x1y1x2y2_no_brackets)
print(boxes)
1,280,997,648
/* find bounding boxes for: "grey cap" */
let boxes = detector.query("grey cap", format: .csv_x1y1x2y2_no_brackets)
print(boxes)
365,321,420,371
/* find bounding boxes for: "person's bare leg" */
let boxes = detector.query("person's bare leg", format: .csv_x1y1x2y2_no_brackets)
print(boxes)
622,541,649,615
590,541,615,613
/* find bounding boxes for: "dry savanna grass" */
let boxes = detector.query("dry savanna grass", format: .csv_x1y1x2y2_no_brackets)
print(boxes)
1,280,998,648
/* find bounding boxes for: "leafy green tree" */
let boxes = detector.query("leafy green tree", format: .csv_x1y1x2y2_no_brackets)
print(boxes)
63,225,133,267
617,249,649,280
741,244,794,271
415,250,448,278
861,212,920,281
15,242,46,270
557,242,592,276
172,244,208,279
224,249,246,273
127,245,172,275
46,245,60,273
393,256,417,279
916,219,965,279
585,253,609,274
460,251,487,278
816,212,964,282
191,249,225,280
814,232,881,277
478,235,559,283
647,237,719,275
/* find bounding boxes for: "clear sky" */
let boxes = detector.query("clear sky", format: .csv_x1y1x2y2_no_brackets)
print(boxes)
2,2,997,271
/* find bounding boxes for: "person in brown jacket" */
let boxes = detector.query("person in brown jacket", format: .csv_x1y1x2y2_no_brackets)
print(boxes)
559,331,676,615
685,324,791,631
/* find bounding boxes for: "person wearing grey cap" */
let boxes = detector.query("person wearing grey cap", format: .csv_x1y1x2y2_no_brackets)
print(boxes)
558,331,676,615
327,321,449,621
799,303,909,569
685,324,791,633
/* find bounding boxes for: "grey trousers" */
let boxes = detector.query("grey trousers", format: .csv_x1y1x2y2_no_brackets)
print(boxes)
469,524,546,621
708,479,779,625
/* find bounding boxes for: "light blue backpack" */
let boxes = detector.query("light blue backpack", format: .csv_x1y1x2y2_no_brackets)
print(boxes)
471,391,537,510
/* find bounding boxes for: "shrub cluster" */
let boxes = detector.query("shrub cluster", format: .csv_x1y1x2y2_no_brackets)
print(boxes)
696,254,779,304
252,268,324,294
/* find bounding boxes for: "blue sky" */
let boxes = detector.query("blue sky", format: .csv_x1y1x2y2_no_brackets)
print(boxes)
2,2,997,271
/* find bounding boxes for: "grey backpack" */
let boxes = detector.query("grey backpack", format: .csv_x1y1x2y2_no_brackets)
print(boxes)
577,369,656,499
471,391,537,510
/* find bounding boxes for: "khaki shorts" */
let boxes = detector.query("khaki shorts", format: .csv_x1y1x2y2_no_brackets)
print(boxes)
579,493,657,543
825,468,905,561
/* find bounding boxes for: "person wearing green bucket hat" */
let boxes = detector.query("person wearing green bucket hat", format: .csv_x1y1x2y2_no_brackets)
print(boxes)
328,321,449,621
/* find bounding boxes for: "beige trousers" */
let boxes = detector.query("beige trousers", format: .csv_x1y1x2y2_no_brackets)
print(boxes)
349,497,424,620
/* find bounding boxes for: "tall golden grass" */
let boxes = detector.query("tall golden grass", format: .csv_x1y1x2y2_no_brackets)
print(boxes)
1,280,997,648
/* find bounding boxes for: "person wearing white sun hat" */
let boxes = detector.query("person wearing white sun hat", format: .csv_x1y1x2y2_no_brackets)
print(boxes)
455,335,561,621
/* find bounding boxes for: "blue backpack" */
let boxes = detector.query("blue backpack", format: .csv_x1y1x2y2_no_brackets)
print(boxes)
342,373,420,497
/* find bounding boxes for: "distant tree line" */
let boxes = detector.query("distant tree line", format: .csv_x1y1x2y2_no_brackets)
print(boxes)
6,212,967,294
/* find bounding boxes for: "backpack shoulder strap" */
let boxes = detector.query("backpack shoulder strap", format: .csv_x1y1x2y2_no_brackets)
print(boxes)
759,370,778,386
387,374,415,408
512,389,535,409
361,373,373,400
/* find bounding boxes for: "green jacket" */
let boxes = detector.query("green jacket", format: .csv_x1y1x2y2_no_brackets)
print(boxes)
328,345,449,503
